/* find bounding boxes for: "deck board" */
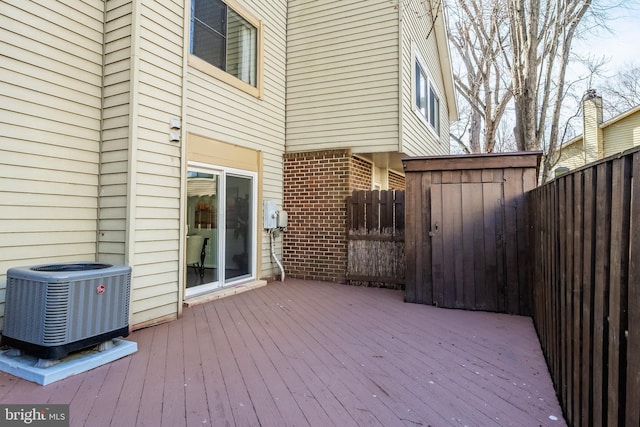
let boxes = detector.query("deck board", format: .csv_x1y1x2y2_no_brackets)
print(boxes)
108,322,154,427
86,356,131,427
248,289,361,426
69,364,111,426
0,280,565,426
160,319,186,427
225,295,310,427
191,304,228,426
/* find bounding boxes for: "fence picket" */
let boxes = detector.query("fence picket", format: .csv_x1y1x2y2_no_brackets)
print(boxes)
572,171,583,427
346,190,405,288
581,168,596,427
529,147,640,426
607,156,632,426
626,152,640,426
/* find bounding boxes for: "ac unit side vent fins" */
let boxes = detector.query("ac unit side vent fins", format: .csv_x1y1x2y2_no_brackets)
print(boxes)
42,284,69,345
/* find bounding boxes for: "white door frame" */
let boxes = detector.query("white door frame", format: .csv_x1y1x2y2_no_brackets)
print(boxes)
185,161,258,298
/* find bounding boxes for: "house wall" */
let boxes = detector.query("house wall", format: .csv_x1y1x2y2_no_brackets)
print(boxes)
0,1,105,328
388,170,406,190
603,109,640,157
350,157,374,190
124,0,288,327
400,0,450,157
553,108,640,180
121,0,185,327
285,0,400,153
99,0,133,266
372,165,389,189
283,150,374,281
1,0,447,330
1,0,287,330
554,140,586,176
185,0,288,286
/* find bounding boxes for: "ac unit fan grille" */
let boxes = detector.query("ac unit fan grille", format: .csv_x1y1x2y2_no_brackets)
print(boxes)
43,284,69,344
31,263,112,272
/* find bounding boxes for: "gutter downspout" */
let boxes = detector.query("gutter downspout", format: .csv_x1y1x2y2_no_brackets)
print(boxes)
177,0,191,316
97,1,107,261
397,0,404,155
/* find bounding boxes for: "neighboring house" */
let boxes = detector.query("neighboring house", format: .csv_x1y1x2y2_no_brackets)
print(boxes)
554,90,640,178
0,0,456,330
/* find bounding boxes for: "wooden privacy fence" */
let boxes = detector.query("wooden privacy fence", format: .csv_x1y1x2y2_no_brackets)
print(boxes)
402,152,541,315
346,190,405,288
529,146,640,426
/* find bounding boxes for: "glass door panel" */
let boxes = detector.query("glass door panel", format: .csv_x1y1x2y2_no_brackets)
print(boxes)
224,174,253,281
185,170,220,296
185,164,255,298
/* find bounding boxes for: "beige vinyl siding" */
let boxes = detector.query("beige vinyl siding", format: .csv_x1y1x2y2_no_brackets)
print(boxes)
286,0,400,153
554,139,586,175
186,0,287,281
100,0,133,265
0,0,104,327
400,0,450,157
603,109,640,157
126,0,184,326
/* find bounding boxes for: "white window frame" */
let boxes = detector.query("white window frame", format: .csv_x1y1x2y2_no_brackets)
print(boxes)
412,48,441,137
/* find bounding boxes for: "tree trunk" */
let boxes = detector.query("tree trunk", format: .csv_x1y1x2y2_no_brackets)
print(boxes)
469,109,482,153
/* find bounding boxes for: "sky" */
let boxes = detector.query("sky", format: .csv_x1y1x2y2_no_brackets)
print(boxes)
571,3,640,81
562,2,640,124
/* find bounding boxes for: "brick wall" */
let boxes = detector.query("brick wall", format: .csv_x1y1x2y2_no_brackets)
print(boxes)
283,149,352,282
388,170,406,190
350,156,373,190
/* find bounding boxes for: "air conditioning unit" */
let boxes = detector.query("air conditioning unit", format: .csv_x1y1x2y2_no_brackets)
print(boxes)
2,262,131,360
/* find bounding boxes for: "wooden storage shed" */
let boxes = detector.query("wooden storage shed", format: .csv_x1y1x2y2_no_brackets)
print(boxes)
402,152,542,315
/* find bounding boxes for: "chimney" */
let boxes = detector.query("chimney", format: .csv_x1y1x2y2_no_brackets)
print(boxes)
582,89,604,164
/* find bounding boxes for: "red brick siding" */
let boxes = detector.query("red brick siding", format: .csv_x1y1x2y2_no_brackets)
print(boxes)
283,150,351,282
388,170,406,190
350,156,373,190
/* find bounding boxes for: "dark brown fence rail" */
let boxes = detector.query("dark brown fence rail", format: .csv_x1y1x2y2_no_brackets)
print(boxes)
346,190,405,287
529,147,640,426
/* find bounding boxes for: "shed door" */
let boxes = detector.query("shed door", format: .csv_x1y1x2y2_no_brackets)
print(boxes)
430,182,506,311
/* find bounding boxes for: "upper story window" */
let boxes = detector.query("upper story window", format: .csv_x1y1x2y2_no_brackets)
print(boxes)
190,0,262,96
413,54,440,136
429,85,440,134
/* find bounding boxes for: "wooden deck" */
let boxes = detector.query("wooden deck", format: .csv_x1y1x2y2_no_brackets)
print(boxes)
0,279,565,426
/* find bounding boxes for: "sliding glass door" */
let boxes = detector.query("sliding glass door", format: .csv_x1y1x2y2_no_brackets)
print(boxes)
185,163,256,298
224,174,253,281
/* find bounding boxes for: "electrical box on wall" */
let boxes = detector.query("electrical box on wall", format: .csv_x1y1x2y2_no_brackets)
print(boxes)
264,201,288,229
263,200,278,229
277,210,288,228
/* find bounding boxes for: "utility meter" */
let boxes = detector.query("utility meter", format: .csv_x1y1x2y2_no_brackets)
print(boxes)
263,200,278,229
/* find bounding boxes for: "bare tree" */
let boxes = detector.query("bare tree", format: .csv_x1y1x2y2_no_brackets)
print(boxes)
601,62,640,117
540,54,608,175
507,0,591,157
447,0,513,153
446,0,594,162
